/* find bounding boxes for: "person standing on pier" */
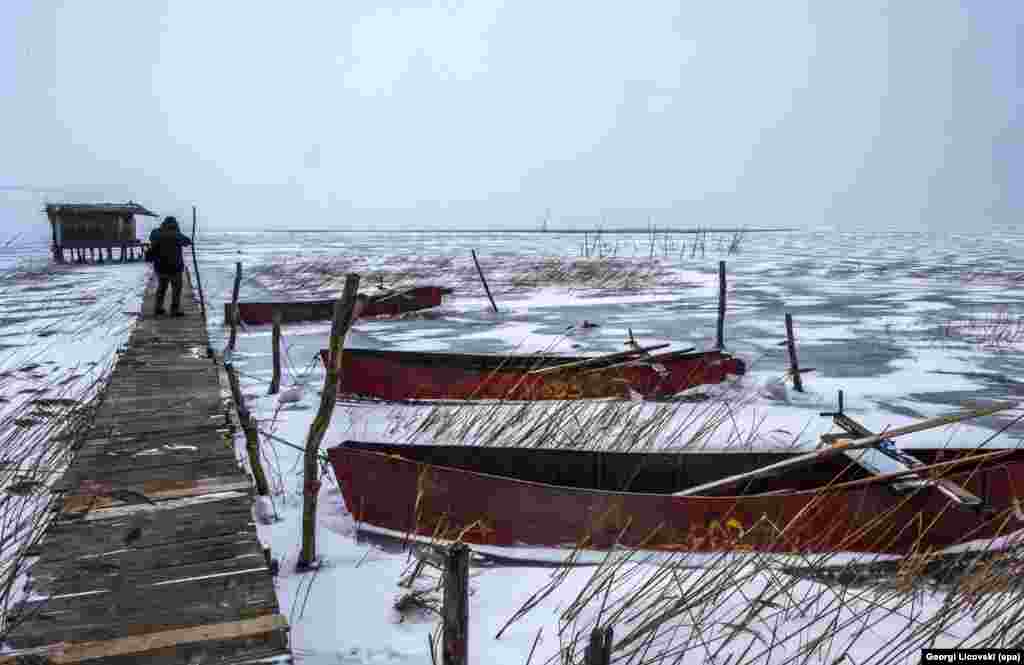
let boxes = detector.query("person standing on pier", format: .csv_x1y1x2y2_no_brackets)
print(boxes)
150,216,192,317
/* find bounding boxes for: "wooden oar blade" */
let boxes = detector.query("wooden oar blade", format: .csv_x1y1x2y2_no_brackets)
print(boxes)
674,402,1019,498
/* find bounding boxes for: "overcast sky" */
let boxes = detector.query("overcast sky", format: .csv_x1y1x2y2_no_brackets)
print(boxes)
1,1,1020,234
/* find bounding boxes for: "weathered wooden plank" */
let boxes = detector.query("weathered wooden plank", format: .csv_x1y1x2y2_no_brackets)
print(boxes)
65,636,290,665
59,456,245,490
86,417,231,436
69,449,238,476
8,615,288,665
62,490,250,523
93,389,224,405
28,530,262,574
6,579,283,647
31,544,268,596
61,477,254,513
75,426,233,448
40,495,255,556
73,435,233,460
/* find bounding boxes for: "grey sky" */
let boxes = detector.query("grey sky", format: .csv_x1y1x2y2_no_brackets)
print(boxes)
2,1,1020,234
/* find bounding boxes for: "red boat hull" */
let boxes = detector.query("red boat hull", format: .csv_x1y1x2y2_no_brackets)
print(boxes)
327,442,1024,555
227,286,451,325
320,347,746,400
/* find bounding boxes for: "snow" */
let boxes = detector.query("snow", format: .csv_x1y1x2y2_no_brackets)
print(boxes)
3,230,1024,662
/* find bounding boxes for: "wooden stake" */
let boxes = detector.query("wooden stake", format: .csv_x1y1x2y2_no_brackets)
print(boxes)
224,361,271,497
298,274,360,571
269,309,282,395
471,250,499,313
716,260,726,349
785,313,803,392
585,626,614,665
227,262,242,353
442,543,470,665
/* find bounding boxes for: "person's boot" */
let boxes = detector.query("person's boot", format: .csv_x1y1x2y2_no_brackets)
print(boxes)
171,308,185,317
154,308,167,317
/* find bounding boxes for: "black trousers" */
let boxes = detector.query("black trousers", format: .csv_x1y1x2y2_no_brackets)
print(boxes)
156,272,184,312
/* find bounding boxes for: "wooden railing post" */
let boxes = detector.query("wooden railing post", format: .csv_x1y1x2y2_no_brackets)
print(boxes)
268,309,282,395
785,312,804,392
297,274,360,571
190,206,209,327
716,260,727,349
224,361,271,498
442,543,470,665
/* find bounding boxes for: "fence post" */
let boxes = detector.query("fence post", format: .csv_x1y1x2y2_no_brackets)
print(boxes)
716,261,727,349
224,361,271,498
584,625,613,665
443,543,470,665
297,274,361,571
269,309,282,395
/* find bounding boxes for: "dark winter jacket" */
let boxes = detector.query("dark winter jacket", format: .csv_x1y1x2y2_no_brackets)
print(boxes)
150,225,192,275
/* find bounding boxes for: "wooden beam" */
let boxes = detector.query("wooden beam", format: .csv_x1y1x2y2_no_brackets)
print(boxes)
0,614,288,664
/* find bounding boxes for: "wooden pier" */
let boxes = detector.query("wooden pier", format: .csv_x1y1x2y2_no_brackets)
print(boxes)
4,271,292,663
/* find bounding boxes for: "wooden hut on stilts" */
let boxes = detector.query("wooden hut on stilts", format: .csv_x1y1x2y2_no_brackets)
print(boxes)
45,201,158,264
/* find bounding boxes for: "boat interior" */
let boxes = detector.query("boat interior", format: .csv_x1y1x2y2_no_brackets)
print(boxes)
340,347,729,372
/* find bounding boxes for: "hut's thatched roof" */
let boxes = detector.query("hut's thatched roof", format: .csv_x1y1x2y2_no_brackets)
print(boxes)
44,201,158,217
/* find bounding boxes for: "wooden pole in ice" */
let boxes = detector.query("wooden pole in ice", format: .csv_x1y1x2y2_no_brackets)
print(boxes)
227,262,241,353
269,309,282,395
716,261,727,349
471,249,499,313
785,313,804,392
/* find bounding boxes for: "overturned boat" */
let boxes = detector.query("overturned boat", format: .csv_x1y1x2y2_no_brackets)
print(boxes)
318,345,746,401
226,286,452,325
327,440,1024,555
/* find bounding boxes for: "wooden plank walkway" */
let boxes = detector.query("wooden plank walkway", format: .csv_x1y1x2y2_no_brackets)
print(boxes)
4,270,293,664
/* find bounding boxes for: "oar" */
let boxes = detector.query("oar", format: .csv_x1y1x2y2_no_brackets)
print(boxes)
527,343,671,376
580,348,696,376
674,402,1018,497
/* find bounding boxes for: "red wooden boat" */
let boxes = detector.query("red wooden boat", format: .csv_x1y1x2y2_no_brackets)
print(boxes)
226,286,452,325
327,441,1024,555
319,347,746,401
